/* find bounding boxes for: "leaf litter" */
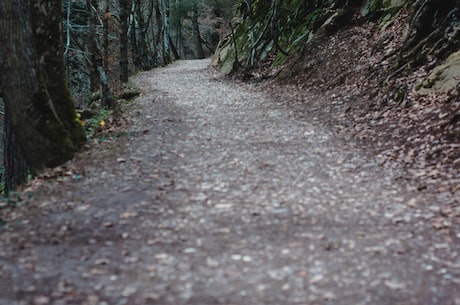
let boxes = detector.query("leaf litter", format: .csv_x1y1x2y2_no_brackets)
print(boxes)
0,59,459,304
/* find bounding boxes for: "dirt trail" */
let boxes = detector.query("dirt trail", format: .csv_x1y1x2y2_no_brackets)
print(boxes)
1,59,459,305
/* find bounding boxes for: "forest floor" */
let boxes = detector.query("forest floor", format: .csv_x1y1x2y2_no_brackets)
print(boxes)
1,59,460,305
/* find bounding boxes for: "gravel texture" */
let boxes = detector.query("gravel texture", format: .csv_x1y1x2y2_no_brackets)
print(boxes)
1,59,459,305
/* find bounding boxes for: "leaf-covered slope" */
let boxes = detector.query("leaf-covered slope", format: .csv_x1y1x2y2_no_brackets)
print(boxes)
213,0,460,207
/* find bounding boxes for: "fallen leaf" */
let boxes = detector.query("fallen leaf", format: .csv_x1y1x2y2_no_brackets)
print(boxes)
215,203,234,209
206,257,219,267
407,198,417,207
95,258,110,265
33,296,50,305
384,280,406,290
103,222,114,228
89,268,108,275
124,256,139,263
155,253,169,260
120,212,137,219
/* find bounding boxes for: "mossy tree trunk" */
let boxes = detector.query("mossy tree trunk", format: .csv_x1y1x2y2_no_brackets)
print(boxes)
0,0,85,186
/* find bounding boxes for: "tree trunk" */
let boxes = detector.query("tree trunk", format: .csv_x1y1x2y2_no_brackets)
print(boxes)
131,0,141,68
169,34,180,60
119,0,130,82
3,114,28,193
155,0,163,44
175,0,183,58
87,0,114,107
131,0,155,69
191,5,205,59
161,0,171,65
244,0,256,67
87,0,100,92
64,0,72,59
103,0,111,71
0,0,85,179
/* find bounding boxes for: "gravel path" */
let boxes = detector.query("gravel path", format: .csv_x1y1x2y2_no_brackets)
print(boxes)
1,59,459,305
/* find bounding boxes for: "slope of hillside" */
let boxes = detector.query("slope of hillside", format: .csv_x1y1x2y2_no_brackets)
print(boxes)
214,1,460,216
274,14,459,203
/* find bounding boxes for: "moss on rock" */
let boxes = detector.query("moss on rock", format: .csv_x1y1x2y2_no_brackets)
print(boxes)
417,49,460,95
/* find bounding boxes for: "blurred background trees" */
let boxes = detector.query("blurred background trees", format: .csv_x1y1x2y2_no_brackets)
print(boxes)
63,0,237,107
0,0,238,193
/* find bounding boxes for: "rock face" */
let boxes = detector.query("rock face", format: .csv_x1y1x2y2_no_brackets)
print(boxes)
361,0,407,16
383,0,407,8
212,0,411,75
211,37,237,75
417,49,460,95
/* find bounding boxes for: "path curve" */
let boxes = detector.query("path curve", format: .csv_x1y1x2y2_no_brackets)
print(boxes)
1,59,459,305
